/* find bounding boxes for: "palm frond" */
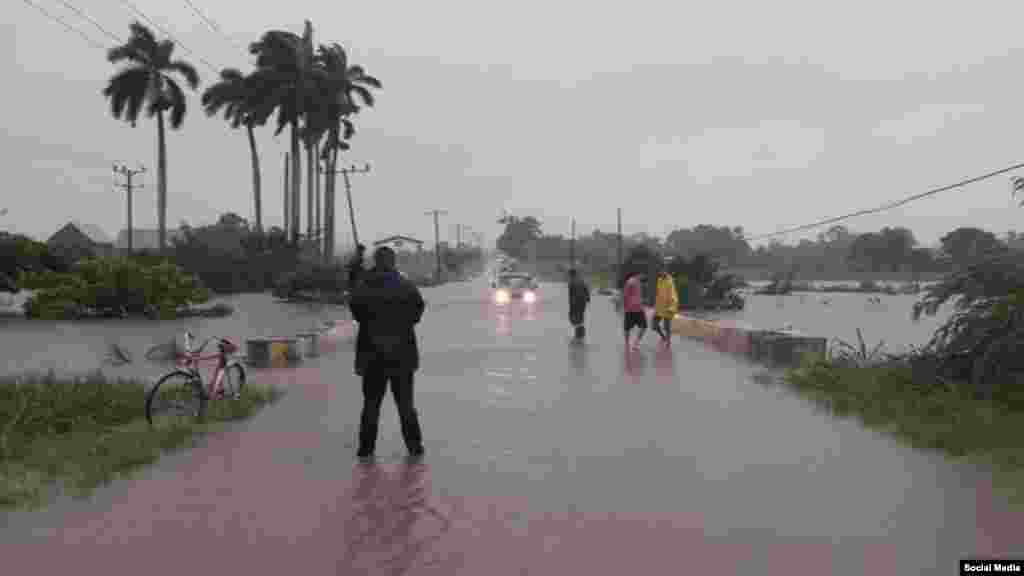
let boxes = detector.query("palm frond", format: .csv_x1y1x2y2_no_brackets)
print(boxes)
163,76,188,129
102,66,150,125
106,45,150,66
169,59,200,90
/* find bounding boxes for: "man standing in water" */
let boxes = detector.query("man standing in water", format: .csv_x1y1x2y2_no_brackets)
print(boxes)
622,272,648,350
568,268,591,340
348,246,426,463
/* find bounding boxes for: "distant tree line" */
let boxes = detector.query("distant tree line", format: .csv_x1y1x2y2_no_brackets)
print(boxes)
495,215,1017,279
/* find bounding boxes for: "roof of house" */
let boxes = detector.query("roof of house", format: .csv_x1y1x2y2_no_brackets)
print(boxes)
48,221,113,245
374,235,424,246
75,222,113,244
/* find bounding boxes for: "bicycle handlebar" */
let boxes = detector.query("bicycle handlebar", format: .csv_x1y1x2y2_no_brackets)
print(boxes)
182,332,233,356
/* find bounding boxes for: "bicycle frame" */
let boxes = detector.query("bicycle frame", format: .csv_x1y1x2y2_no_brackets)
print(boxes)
177,332,243,398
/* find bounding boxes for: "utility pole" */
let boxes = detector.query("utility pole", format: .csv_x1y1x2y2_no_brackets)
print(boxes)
425,209,448,283
321,163,371,257
570,217,576,271
617,208,623,285
113,163,145,253
283,152,290,238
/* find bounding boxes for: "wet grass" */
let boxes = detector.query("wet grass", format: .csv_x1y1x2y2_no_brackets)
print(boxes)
784,359,1024,508
0,370,282,510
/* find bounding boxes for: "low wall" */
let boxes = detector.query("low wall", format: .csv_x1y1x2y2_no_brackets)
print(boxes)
671,314,826,367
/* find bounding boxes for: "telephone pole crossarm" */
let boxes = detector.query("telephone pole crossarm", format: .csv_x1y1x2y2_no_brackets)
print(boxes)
113,163,146,253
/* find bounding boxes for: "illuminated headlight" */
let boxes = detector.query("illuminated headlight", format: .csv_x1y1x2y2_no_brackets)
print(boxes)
523,291,536,303
495,290,510,303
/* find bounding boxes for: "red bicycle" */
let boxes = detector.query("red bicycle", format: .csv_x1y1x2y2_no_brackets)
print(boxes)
145,331,247,425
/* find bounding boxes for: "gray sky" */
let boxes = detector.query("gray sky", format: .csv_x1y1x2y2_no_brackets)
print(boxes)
5,0,1024,249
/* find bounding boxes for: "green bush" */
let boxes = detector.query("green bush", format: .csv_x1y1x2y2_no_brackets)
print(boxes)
18,258,210,320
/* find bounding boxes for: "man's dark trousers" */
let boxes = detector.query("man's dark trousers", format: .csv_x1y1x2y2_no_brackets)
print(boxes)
358,365,424,456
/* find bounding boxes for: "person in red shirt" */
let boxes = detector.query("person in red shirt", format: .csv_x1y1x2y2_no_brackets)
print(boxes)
622,272,648,350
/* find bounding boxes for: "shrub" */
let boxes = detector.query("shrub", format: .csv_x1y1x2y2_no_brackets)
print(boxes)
912,252,1024,392
18,258,210,320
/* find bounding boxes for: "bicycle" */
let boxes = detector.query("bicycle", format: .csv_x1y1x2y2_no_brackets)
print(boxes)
145,331,247,425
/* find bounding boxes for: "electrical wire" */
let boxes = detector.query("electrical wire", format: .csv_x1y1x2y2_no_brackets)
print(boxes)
20,0,110,50
53,0,123,44
114,0,221,73
179,0,248,56
741,160,1024,242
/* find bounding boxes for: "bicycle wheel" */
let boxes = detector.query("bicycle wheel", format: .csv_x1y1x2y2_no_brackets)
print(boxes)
221,363,246,399
145,370,207,426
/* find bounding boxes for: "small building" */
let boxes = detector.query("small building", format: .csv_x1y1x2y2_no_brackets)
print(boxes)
374,235,430,277
373,235,425,253
47,221,114,261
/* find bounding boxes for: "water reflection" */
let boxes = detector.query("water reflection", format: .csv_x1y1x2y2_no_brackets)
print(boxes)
622,348,646,379
342,462,452,575
653,344,675,382
568,340,588,376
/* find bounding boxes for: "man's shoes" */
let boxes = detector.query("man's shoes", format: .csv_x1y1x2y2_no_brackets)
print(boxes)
406,447,425,463
356,451,375,464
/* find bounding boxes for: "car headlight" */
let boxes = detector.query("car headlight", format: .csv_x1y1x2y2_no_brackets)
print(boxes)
495,289,510,303
523,291,536,303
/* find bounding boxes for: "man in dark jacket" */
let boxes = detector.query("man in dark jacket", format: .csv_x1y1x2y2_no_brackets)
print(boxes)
568,268,590,339
348,246,426,461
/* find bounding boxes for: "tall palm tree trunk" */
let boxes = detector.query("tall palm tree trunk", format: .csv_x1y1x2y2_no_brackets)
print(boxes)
247,123,262,233
290,123,301,245
156,110,168,253
283,152,290,235
306,138,315,252
314,141,321,255
325,146,337,263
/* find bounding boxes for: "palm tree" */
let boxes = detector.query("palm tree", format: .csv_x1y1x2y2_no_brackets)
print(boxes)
248,21,315,246
103,21,200,253
310,42,381,262
201,68,263,233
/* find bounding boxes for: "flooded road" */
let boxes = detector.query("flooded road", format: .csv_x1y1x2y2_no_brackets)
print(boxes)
1,275,1021,574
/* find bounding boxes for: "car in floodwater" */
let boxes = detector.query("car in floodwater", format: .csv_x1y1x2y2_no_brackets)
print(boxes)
491,273,538,304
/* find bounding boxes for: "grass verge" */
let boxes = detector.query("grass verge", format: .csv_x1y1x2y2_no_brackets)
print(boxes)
784,358,1024,508
0,370,282,510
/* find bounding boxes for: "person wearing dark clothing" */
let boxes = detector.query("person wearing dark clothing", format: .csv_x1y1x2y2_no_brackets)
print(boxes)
568,268,590,338
348,246,426,461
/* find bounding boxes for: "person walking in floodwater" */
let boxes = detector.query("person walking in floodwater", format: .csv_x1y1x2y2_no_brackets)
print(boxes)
652,270,678,347
568,268,591,340
348,246,426,462
622,272,648,350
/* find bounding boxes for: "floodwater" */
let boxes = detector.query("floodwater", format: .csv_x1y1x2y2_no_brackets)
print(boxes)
0,274,1019,574
0,293,348,380
727,292,952,353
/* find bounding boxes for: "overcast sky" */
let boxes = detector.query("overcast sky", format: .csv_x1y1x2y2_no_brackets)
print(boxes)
5,0,1024,249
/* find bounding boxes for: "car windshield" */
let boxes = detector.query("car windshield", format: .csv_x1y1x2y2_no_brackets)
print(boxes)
498,276,532,289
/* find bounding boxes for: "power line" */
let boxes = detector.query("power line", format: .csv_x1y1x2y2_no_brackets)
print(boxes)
741,160,1024,242
53,0,123,44
179,0,248,57
20,0,110,50
114,0,221,73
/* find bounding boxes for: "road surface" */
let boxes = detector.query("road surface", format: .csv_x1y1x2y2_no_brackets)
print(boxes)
1,273,1022,574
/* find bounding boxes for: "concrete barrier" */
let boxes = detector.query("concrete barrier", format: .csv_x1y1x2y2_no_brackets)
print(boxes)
245,337,300,368
671,314,825,368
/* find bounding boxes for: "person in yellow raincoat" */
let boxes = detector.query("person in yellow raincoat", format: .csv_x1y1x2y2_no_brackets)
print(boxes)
653,270,678,346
